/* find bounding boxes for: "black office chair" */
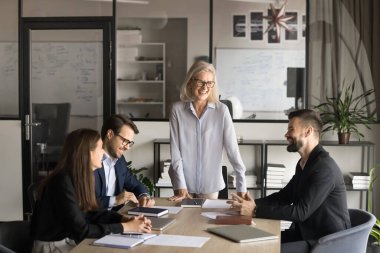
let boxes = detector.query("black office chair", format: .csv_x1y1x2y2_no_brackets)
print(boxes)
218,166,228,199
310,209,376,253
0,220,33,253
32,103,71,169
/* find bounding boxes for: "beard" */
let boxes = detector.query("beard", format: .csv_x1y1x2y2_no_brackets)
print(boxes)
105,142,120,159
287,137,303,152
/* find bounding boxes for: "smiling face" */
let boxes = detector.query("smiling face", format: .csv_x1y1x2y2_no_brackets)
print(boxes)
285,117,306,152
189,71,214,103
104,124,135,159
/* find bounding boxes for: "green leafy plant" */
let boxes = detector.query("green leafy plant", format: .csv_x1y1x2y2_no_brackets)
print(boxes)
126,160,155,196
369,164,380,246
314,80,376,140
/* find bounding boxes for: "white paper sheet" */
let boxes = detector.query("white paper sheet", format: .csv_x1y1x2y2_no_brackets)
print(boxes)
201,212,233,219
143,234,210,248
202,199,231,209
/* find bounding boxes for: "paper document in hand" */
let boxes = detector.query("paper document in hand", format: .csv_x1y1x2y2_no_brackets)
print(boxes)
143,234,210,248
202,199,231,209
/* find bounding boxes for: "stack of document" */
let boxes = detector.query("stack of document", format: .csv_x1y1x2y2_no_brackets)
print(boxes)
348,172,370,189
280,220,292,231
229,171,257,188
266,164,286,188
93,233,156,249
156,159,172,187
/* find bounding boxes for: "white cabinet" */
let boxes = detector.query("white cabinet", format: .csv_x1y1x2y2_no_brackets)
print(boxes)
117,36,165,118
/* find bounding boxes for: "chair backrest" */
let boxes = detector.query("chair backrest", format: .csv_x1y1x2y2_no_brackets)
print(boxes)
32,103,71,146
310,209,376,253
218,166,228,199
0,221,33,253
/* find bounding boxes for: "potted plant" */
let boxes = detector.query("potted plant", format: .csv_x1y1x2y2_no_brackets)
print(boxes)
315,80,376,144
126,161,155,196
369,164,380,253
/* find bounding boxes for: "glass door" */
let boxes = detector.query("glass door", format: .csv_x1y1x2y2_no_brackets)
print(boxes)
21,19,113,216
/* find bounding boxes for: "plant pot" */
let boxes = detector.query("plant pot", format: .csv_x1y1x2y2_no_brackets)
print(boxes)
338,132,350,144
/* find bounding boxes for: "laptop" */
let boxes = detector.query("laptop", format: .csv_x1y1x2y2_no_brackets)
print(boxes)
207,225,278,243
149,217,176,231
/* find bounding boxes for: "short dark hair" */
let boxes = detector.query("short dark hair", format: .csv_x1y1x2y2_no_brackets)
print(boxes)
288,109,323,135
101,114,139,140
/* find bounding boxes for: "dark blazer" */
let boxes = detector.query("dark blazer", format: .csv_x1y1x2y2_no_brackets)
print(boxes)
256,144,351,244
31,172,123,243
94,155,148,210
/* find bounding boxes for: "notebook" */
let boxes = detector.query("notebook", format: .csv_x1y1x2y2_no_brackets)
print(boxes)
93,233,156,249
180,198,205,207
127,207,169,217
149,217,176,231
215,215,252,225
207,225,278,243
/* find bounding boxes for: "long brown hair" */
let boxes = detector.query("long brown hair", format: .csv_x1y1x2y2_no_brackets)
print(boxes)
37,128,100,211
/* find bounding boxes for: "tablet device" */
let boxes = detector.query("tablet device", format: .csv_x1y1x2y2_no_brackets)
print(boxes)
207,225,278,243
149,217,176,231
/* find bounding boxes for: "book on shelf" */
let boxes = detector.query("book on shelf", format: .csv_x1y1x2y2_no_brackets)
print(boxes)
93,233,156,249
180,198,205,207
352,183,370,189
127,207,168,217
267,163,286,172
348,172,370,180
266,179,283,184
266,170,285,176
352,178,370,184
267,174,285,180
266,182,284,188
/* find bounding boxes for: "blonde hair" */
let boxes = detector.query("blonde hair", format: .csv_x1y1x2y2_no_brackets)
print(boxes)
179,60,219,102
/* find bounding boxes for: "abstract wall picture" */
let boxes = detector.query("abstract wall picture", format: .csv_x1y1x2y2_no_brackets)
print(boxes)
233,14,246,38
285,12,298,40
250,12,263,41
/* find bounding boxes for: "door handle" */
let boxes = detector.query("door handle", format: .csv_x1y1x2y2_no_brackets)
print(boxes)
25,114,41,140
25,122,41,127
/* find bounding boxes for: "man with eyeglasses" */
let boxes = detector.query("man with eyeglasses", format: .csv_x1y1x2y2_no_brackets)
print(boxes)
94,114,155,210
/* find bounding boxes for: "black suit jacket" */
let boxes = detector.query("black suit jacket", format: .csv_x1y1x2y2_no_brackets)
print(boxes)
256,144,351,243
94,155,148,210
31,172,123,243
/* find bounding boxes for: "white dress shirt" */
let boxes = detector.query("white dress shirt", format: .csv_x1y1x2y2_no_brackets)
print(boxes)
102,153,118,208
169,101,247,194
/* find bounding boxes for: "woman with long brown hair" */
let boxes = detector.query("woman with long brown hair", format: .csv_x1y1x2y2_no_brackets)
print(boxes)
31,128,151,253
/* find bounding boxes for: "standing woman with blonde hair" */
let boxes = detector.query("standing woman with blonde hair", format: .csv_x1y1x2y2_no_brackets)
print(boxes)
168,60,247,201
31,129,151,253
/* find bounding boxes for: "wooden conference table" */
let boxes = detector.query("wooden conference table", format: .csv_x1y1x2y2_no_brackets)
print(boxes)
71,198,280,253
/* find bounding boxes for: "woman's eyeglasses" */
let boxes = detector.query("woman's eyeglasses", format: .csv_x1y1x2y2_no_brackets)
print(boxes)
116,134,134,147
192,78,215,88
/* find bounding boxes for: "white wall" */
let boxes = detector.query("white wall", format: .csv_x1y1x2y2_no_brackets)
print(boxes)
0,120,23,220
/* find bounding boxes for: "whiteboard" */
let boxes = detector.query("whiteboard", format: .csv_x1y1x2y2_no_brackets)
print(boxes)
31,42,102,116
0,42,102,116
215,48,305,112
0,43,18,115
